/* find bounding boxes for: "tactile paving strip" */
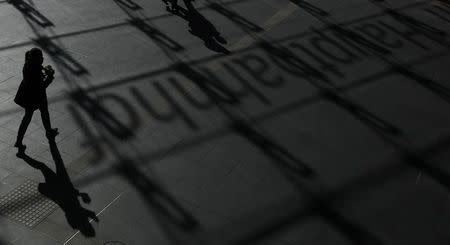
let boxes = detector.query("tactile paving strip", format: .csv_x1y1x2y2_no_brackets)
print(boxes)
0,180,58,227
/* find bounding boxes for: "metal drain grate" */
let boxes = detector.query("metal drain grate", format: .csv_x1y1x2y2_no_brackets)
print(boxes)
0,180,58,227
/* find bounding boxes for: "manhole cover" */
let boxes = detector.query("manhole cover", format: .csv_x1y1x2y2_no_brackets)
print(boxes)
0,180,58,227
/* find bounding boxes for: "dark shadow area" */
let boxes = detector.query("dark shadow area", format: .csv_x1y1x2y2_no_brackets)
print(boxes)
173,62,315,178
208,2,264,32
173,62,238,104
259,40,401,136
7,0,53,27
301,4,450,105
205,127,450,245
389,63,450,104
115,159,198,231
269,5,450,192
18,140,99,237
173,62,384,245
291,8,450,191
166,0,230,54
173,63,311,176
230,119,315,178
69,88,135,141
426,2,450,23
68,105,105,163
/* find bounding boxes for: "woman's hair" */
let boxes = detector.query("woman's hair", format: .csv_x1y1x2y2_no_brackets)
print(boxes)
25,48,43,65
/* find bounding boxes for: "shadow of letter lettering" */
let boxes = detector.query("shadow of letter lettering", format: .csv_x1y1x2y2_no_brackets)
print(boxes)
260,42,326,80
233,54,284,88
169,76,214,110
290,42,345,78
310,28,359,64
377,20,439,50
97,94,140,133
222,61,271,105
68,105,104,163
130,82,198,130
356,23,404,49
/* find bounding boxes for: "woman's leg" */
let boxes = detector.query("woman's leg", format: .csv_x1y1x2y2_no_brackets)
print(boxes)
39,104,58,138
39,103,51,130
15,108,34,146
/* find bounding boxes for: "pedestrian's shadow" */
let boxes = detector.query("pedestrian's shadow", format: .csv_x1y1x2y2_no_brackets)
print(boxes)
18,139,99,237
167,0,230,54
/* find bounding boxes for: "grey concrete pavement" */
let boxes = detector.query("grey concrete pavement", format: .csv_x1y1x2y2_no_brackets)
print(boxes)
0,0,450,244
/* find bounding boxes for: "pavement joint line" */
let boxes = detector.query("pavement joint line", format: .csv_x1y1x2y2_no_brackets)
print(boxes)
62,191,124,245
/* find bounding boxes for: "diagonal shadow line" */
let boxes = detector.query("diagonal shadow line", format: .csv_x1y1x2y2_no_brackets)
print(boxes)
207,1,264,33
7,0,54,27
370,0,447,36
112,0,186,53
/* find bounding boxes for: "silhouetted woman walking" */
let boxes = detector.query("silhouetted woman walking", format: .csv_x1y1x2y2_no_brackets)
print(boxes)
14,48,58,156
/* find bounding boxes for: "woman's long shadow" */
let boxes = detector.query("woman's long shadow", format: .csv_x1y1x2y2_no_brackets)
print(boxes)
18,139,99,237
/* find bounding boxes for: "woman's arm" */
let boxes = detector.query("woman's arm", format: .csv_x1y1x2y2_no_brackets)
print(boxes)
43,65,55,88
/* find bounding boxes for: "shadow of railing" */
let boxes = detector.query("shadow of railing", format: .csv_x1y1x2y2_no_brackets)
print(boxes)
32,36,89,76
7,0,53,27
370,0,447,37
208,1,263,33
112,0,185,53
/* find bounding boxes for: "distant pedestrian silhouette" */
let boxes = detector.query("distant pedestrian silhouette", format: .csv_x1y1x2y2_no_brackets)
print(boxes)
14,48,58,156
165,0,230,54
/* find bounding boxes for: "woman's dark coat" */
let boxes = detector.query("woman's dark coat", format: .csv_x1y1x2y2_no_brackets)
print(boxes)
14,64,52,110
